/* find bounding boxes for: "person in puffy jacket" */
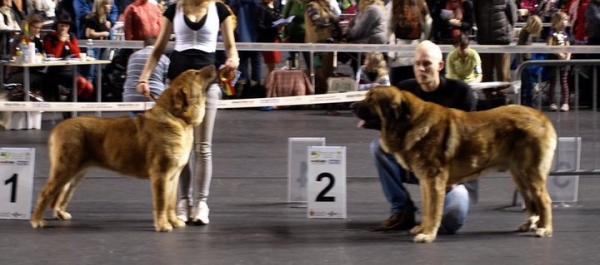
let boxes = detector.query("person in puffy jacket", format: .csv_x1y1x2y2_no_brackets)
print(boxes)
472,0,516,84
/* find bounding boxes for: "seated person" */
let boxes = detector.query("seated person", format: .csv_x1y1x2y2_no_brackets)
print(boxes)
42,13,94,102
445,32,482,83
5,14,46,95
122,37,170,117
355,52,390,91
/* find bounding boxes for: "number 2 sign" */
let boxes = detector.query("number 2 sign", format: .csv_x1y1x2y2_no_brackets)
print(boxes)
307,146,346,219
0,148,35,220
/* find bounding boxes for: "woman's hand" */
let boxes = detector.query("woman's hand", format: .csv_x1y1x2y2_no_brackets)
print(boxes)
59,32,70,42
224,57,239,70
136,81,152,99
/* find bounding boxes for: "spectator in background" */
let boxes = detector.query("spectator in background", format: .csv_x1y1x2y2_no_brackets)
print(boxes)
0,0,21,30
445,32,482,83
229,0,262,95
304,0,342,94
43,13,94,103
6,14,46,96
585,0,600,46
122,37,169,117
344,0,387,73
257,0,283,79
282,0,310,69
123,0,162,40
431,0,474,45
74,0,119,39
355,51,390,91
546,11,571,112
516,14,543,107
386,0,432,85
472,0,516,85
28,0,57,18
82,0,114,84
566,0,590,45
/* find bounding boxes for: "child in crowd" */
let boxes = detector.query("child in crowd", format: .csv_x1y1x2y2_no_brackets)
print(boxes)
547,11,571,112
517,15,543,107
445,32,482,83
355,52,390,90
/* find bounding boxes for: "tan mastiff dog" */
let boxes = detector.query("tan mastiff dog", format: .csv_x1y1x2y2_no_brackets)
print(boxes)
354,86,557,243
30,66,216,232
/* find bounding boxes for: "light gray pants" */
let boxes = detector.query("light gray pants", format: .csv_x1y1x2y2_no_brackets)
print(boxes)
179,84,221,206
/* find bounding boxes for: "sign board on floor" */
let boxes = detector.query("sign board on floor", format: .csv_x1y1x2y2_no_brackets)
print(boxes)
288,137,326,203
0,148,35,220
548,137,581,203
307,146,346,219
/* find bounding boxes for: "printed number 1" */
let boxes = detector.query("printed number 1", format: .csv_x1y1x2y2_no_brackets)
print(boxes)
316,173,335,202
4,173,18,203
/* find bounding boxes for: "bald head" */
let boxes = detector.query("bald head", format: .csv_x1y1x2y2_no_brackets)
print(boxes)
415,40,443,62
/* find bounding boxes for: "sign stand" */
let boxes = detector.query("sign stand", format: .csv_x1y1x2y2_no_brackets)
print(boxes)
0,148,35,220
307,146,346,219
288,137,325,205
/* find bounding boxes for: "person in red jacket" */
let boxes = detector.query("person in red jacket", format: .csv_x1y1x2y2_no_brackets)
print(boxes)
123,0,162,41
42,13,94,103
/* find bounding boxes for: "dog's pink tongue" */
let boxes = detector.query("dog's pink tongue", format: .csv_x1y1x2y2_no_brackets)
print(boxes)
357,120,365,128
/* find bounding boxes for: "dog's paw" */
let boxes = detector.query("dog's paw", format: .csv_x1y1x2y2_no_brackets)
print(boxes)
534,227,553,237
170,218,186,228
30,219,46,229
413,233,436,243
410,225,423,235
154,223,174,232
53,210,72,220
517,215,539,232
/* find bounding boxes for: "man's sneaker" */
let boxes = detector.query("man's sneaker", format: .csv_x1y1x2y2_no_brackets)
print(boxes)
377,210,416,231
176,199,190,223
191,201,210,225
560,103,569,112
549,103,558,111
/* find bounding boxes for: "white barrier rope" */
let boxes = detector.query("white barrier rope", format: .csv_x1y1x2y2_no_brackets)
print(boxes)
87,40,600,54
0,91,368,112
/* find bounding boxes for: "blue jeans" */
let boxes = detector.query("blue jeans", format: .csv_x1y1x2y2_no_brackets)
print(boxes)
370,138,470,234
521,67,537,107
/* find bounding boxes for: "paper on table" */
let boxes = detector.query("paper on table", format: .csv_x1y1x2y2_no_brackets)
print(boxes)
272,16,295,27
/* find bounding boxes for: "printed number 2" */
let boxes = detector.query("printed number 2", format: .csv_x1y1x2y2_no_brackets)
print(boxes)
316,173,335,202
4,173,18,203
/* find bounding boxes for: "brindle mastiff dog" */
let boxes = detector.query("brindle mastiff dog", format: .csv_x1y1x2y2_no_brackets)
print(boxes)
354,86,557,243
30,66,216,232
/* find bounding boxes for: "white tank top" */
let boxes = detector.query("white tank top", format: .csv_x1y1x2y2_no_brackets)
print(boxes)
173,2,220,52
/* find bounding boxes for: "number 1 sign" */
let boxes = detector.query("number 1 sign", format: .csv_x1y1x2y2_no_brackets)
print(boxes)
307,146,346,219
0,148,35,220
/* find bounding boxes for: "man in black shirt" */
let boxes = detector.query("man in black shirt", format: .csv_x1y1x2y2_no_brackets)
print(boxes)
370,40,476,234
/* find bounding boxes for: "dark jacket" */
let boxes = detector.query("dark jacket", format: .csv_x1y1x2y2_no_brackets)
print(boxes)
431,0,475,43
472,0,516,44
256,3,281,43
586,0,600,42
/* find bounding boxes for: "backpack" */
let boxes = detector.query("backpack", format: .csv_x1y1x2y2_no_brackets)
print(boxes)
394,5,422,40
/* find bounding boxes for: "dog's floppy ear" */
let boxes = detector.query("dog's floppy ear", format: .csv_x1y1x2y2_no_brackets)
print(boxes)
171,85,189,114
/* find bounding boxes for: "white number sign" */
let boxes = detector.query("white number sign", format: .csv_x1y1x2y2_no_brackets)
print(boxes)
288,137,326,203
0,148,35,220
548,137,581,203
307,146,346,219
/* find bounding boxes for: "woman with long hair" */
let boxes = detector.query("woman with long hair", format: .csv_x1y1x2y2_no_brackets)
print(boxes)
137,0,239,225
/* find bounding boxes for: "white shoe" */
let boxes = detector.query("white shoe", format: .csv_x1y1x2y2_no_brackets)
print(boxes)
191,201,210,225
176,199,190,223
560,104,569,112
549,103,558,111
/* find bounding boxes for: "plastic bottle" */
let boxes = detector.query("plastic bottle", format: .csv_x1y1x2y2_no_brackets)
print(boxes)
86,39,94,59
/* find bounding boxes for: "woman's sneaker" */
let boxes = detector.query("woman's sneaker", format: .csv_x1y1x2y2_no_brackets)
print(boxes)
560,104,569,112
549,103,558,111
176,199,190,223
191,201,210,225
